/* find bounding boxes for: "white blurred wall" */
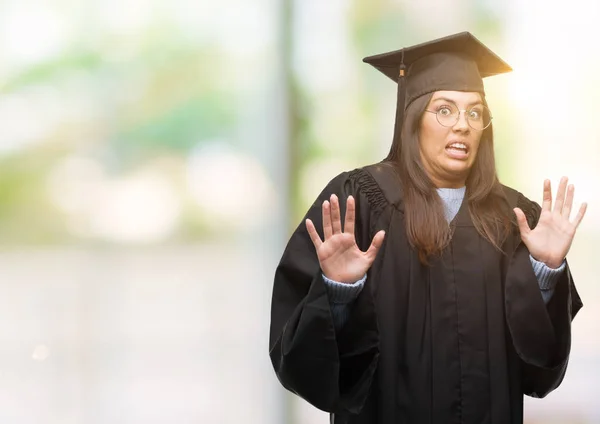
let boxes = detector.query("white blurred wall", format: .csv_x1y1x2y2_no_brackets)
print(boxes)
0,245,280,424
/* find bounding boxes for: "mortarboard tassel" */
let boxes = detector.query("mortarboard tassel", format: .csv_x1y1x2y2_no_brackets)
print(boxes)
390,50,407,156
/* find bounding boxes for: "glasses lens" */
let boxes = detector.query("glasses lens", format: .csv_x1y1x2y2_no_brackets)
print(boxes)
467,105,492,130
436,104,459,127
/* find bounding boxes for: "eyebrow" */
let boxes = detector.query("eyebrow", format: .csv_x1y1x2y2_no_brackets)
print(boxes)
432,97,483,107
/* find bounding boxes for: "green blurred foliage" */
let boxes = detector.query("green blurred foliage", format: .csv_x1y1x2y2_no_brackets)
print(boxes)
0,0,521,245
0,20,237,244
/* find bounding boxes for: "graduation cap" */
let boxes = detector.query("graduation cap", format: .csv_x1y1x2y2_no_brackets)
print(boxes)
363,31,512,147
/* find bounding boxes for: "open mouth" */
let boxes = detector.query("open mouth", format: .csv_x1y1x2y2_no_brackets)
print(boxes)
445,141,469,156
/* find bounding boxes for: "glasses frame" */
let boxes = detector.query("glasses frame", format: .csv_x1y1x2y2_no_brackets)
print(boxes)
424,104,493,131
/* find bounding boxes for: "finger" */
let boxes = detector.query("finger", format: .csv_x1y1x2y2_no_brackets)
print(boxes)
562,184,574,220
330,194,342,234
365,230,386,262
513,208,531,237
305,219,323,249
572,202,588,229
541,179,552,211
322,200,332,239
553,176,568,214
344,195,355,236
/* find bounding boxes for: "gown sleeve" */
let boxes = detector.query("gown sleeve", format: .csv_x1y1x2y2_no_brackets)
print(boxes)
504,193,583,398
268,170,380,415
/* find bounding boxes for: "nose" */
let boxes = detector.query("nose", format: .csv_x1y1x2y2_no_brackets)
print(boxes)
453,110,470,132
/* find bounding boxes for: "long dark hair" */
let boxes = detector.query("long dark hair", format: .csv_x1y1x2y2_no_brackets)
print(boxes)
386,92,512,263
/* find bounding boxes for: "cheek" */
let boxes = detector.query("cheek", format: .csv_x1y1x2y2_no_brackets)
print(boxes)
420,119,447,153
468,136,484,163
471,135,483,154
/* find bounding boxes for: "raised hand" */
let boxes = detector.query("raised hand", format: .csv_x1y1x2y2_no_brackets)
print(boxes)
305,194,385,283
513,177,587,269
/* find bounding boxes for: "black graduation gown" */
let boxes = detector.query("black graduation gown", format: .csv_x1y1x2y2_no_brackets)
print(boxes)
269,162,583,424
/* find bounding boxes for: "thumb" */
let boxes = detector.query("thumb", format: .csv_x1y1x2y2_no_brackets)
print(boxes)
365,230,385,262
513,207,530,238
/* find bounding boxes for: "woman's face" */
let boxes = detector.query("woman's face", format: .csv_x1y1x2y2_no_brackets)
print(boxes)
419,90,484,188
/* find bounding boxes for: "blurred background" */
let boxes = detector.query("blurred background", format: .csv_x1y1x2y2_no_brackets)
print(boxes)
0,0,598,423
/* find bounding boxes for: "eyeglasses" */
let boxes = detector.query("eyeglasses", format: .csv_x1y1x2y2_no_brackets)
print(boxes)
424,103,493,131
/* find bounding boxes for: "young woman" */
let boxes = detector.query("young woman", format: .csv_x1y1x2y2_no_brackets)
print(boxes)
269,32,586,424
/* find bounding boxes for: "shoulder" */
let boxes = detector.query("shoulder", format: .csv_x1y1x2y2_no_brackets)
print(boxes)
320,161,402,212
500,184,542,227
354,161,404,210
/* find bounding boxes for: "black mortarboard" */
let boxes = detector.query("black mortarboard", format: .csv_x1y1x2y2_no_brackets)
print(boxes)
363,31,512,145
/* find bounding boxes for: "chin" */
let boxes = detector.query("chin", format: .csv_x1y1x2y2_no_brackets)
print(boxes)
444,162,472,175
440,166,471,183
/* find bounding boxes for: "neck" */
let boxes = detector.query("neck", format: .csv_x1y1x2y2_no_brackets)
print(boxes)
420,155,468,188
436,182,466,189
429,174,466,189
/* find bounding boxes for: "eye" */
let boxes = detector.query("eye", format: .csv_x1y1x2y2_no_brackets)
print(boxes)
438,106,452,116
468,108,483,120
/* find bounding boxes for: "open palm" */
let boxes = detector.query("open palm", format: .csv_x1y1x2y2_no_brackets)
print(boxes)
514,177,587,269
306,194,385,283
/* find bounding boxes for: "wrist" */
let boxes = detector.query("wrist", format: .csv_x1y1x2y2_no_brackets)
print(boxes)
530,254,563,270
323,273,365,284
544,259,564,269
529,253,566,270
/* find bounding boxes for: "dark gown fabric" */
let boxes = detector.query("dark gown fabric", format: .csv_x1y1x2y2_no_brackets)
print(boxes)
269,162,583,424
